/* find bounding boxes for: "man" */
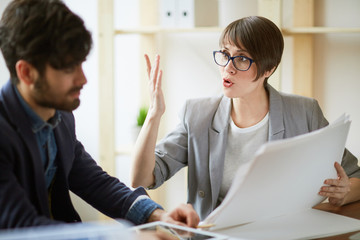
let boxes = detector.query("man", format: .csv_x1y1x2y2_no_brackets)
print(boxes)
0,0,199,233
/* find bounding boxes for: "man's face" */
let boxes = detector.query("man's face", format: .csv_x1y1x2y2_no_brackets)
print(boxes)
31,63,87,112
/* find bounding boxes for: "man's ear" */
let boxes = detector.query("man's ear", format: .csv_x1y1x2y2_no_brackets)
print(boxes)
15,60,39,85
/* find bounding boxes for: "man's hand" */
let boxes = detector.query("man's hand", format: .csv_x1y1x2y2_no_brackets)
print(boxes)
147,203,200,228
319,162,350,206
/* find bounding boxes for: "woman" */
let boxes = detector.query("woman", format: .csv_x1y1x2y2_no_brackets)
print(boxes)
131,16,360,220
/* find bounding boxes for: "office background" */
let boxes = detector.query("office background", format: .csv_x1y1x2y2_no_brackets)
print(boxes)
0,0,359,222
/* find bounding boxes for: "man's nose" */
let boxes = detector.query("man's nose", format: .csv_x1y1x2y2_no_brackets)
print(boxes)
76,65,87,86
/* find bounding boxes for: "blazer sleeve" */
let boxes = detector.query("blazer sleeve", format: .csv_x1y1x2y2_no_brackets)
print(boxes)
60,113,154,223
152,102,190,189
68,139,151,220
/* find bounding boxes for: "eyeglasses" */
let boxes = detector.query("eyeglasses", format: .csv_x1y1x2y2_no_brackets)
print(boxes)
213,51,254,71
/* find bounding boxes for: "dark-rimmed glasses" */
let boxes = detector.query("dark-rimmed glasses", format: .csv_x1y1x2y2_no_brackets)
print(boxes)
213,51,254,71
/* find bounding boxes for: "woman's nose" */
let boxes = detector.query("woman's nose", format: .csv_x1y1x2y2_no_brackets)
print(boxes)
224,60,236,74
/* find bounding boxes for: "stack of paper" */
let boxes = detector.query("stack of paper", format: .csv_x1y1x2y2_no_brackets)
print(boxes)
202,114,360,239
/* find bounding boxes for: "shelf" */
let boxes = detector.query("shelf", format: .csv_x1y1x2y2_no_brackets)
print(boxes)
282,27,360,35
115,26,360,36
115,26,222,35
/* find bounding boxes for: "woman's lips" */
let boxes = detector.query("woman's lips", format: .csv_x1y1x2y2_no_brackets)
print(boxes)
223,78,233,88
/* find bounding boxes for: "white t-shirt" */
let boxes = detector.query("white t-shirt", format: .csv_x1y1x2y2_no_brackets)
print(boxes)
218,113,269,204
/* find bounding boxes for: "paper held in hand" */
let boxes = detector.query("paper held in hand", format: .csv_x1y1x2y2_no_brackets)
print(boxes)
203,114,352,231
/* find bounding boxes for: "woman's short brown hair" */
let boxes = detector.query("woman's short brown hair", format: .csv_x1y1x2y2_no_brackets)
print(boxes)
219,16,284,83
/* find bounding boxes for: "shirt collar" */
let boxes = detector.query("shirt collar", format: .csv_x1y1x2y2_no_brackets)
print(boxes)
14,86,61,133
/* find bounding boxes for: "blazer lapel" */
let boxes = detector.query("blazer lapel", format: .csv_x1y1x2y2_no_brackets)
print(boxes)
1,82,50,216
19,126,50,216
209,96,231,209
208,86,284,209
53,119,74,180
267,84,285,140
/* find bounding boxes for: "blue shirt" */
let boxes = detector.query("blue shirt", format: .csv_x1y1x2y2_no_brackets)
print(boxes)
125,195,163,225
14,87,60,189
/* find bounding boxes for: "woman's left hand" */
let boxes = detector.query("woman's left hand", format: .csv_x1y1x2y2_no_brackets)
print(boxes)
319,162,351,206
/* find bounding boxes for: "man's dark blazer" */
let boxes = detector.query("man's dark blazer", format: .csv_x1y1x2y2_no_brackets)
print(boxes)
0,81,147,228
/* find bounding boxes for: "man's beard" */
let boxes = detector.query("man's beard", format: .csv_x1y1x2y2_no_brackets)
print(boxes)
32,75,81,112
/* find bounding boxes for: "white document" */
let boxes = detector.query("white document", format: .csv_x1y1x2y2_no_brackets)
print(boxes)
215,209,360,240
203,114,360,237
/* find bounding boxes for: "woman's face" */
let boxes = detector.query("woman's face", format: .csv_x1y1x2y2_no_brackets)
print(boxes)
219,41,266,99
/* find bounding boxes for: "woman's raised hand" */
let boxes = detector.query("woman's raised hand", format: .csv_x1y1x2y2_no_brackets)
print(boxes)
130,54,166,188
145,54,165,119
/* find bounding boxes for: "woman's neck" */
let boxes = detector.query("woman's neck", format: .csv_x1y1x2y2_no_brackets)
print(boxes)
231,87,269,128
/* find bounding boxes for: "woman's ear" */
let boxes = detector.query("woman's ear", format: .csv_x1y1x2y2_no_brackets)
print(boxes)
15,60,39,85
264,67,277,78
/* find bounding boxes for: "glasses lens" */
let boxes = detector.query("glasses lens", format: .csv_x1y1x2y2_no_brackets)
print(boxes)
214,52,229,66
233,56,251,71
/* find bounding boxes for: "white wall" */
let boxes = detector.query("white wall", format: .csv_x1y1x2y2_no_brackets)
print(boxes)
313,0,360,159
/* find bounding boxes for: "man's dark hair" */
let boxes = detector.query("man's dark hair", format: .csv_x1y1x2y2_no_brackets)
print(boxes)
0,0,92,84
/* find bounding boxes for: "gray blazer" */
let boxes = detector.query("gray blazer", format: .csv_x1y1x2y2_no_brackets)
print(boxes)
152,84,360,220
